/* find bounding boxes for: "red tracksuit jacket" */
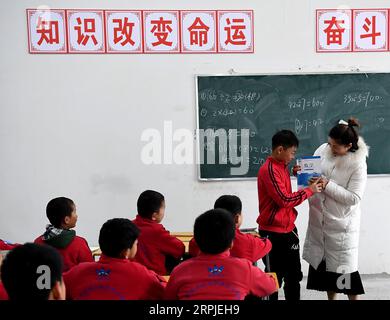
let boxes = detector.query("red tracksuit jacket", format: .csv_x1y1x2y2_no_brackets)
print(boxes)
34,235,93,272
63,254,166,300
257,156,314,233
188,228,272,263
165,250,277,300
132,215,185,275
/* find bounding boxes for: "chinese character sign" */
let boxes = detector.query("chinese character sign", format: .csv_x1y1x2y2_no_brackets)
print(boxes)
181,11,216,52
105,11,142,53
27,8,255,54
144,11,180,53
354,10,388,51
67,10,105,53
27,9,67,53
218,11,254,53
317,10,352,52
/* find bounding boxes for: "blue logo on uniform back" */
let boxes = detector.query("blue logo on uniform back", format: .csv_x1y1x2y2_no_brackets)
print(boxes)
96,268,111,279
208,265,224,275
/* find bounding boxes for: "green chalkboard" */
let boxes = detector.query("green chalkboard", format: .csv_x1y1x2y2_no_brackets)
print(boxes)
196,73,390,180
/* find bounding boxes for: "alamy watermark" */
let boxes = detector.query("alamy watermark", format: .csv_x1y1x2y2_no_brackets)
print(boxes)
140,121,250,176
336,265,353,290
36,265,51,290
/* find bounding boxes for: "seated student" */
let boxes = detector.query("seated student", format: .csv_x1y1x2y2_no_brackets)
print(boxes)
133,190,185,275
0,243,65,300
165,209,278,300
189,195,272,264
64,218,166,300
34,197,93,272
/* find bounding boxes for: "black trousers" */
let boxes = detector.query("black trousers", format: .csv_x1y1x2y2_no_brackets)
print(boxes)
259,227,303,301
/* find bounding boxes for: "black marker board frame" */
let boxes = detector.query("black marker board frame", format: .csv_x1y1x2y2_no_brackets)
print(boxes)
195,72,390,181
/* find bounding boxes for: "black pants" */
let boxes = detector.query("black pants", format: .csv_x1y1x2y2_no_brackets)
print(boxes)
259,227,303,301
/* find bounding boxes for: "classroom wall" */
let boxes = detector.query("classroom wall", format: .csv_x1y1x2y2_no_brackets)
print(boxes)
1,0,389,275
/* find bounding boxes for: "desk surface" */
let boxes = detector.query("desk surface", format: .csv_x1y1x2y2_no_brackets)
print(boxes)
90,229,259,257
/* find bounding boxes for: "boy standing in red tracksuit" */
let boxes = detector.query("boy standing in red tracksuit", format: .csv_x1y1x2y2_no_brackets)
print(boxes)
64,218,166,300
165,209,277,300
133,190,185,275
34,197,93,272
189,195,272,264
257,130,322,300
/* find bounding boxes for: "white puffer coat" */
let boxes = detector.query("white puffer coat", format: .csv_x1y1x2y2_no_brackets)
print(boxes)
303,137,369,273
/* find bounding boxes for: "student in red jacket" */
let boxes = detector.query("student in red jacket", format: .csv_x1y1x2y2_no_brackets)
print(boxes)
133,190,185,275
189,195,272,264
0,243,65,300
34,197,93,272
257,130,322,300
165,209,277,300
64,218,165,300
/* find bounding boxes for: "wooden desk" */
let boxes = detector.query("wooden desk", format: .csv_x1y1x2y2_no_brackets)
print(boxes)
172,232,192,253
90,229,260,260
90,232,193,260
162,275,170,282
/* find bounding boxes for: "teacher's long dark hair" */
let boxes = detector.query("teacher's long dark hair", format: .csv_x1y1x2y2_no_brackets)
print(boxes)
329,118,360,152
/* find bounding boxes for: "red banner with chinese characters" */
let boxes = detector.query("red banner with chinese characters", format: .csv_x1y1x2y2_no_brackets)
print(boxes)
317,8,389,52
27,9,254,54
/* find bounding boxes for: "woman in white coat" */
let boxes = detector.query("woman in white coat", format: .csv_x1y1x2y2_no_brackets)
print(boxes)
303,118,368,300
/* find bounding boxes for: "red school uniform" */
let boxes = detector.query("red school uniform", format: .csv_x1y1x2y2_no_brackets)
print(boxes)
35,233,93,272
257,156,314,233
0,282,8,300
189,228,272,263
63,254,166,300
132,215,185,275
165,250,277,300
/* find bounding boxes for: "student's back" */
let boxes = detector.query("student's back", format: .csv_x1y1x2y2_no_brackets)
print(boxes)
166,209,277,300
34,234,92,272
133,215,184,274
64,255,165,300
64,218,165,300
132,191,184,275
165,250,276,300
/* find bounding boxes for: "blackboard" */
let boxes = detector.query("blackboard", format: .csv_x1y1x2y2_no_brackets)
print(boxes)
196,73,390,180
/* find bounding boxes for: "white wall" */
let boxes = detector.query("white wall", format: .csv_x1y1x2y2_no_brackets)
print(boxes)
1,0,389,275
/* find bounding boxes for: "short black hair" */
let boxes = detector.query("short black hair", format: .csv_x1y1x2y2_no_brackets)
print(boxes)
137,190,165,219
46,197,75,228
99,218,140,258
214,195,242,216
0,243,63,300
194,209,235,254
272,130,299,150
